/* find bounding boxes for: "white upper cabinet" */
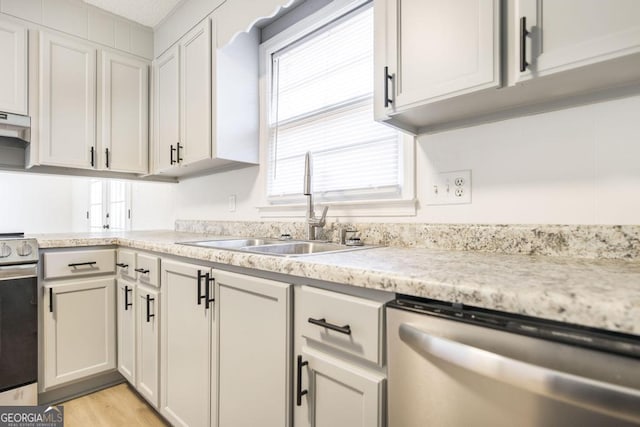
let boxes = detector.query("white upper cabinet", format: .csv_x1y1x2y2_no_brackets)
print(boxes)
153,45,180,174
0,17,27,114
152,11,260,178
375,0,500,132
373,0,640,134
517,0,640,81
99,51,149,173
388,0,499,109
39,31,96,169
180,19,211,166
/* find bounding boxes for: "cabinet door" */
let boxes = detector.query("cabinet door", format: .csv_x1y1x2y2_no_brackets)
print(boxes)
180,19,211,166
100,51,149,173
136,285,160,408
383,0,499,112
215,270,291,427
39,32,96,169
43,278,116,389
0,17,27,114
116,279,136,384
518,0,640,81
299,348,385,427
160,260,212,427
153,45,179,174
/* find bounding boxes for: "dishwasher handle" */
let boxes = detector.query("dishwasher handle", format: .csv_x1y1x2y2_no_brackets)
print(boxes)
399,323,640,424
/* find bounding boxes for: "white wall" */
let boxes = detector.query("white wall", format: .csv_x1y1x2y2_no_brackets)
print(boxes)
0,171,177,233
0,171,75,233
173,94,640,225
130,181,177,230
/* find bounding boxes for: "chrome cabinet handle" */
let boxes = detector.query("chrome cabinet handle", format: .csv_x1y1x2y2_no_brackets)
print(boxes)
399,323,640,424
308,317,351,335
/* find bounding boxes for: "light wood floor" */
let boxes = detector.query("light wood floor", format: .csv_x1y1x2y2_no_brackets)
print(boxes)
60,383,169,427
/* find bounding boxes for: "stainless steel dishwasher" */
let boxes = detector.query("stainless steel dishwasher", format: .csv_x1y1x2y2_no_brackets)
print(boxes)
386,296,640,427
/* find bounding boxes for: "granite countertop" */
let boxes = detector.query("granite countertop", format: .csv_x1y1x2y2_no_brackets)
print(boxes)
31,230,640,336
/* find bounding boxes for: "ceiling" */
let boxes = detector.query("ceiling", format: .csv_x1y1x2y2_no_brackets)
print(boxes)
82,0,183,27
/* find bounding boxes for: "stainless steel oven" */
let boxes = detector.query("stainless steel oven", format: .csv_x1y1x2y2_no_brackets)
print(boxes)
0,235,38,405
387,295,640,426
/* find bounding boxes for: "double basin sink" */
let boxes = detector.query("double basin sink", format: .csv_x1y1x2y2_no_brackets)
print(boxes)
179,238,373,257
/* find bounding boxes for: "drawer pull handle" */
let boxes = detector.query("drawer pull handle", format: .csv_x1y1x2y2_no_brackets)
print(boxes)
296,355,308,406
146,294,155,323
68,261,97,268
124,285,133,310
135,268,150,274
308,317,352,335
116,263,128,268
49,288,53,313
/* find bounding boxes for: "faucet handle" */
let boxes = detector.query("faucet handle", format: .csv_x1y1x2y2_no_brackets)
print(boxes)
319,206,328,224
308,206,328,227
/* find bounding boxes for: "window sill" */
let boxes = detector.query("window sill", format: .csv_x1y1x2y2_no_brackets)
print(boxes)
257,198,417,218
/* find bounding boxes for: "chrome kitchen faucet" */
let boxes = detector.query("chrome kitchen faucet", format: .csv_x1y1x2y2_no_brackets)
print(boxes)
304,152,328,240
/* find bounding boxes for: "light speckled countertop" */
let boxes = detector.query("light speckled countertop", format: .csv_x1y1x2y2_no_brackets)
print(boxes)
31,230,640,335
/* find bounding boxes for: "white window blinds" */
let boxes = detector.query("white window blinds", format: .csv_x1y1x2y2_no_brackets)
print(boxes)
267,5,402,202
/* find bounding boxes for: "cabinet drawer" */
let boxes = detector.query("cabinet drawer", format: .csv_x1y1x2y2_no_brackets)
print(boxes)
44,249,116,279
299,286,385,366
117,250,136,280
136,253,160,287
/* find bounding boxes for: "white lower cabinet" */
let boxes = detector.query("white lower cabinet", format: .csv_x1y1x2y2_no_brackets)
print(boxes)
116,250,161,408
116,279,136,384
301,347,385,427
294,285,391,427
214,270,291,427
43,277,116,389
160,260,214,427
136,285,160,407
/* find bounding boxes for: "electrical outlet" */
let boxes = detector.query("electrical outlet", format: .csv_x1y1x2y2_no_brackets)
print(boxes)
426,170,472,205
228,195,236,212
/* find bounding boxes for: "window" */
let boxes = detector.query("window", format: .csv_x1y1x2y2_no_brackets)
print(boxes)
262,0,414,212
88,179,131,231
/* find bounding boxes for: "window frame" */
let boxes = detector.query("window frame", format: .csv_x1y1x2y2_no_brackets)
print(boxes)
87,179,132,232
257,0,416,218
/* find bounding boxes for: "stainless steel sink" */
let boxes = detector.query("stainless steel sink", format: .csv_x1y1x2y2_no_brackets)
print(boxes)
178,239,374,257
245,241,366,256
179,238,283,249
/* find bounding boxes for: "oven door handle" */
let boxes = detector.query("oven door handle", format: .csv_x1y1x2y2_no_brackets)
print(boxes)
0,264,37,281
399,323,640,424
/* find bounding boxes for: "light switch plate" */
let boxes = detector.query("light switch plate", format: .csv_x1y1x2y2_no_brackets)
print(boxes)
228,195,236,212
426,170,472,205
